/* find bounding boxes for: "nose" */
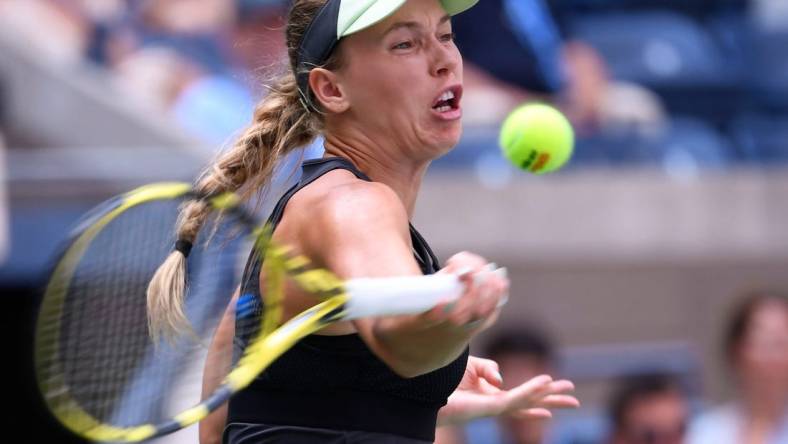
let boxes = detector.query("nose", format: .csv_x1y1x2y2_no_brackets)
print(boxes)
429,38,459,78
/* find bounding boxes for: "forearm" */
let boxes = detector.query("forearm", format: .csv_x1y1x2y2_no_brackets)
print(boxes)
368,316,475,378
305,191,506,378
199,292,237,444
365,261,504,377
350,264,502,378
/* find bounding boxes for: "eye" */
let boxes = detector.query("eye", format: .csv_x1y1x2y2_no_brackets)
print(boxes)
392,41,414,50
440,32,455,42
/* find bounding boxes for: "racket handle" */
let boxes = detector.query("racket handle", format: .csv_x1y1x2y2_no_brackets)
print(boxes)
343,267,507,319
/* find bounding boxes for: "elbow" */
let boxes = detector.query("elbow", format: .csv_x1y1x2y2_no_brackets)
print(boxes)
374,342,454,379
366,319,461,378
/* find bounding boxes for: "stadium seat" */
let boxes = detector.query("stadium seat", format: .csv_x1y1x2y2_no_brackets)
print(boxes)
707,16,788,112
572,117,732,173
569,11,736,86
730,113,788,165
750,29,788,111
569,11,746,124
657,117,733,173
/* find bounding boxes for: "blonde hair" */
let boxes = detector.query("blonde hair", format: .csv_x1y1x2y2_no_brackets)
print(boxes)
147,0,343,343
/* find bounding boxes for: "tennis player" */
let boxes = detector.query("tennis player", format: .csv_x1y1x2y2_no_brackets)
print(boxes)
148,0,579,442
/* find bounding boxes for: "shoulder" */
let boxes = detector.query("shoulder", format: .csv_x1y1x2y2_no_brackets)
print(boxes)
286,171,411,263
293,171,407,230
327,182,404,225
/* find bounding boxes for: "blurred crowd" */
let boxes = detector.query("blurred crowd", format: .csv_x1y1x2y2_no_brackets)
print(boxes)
1,0,787,171
436,291,788,444
1,0,288,146
0,2,786,444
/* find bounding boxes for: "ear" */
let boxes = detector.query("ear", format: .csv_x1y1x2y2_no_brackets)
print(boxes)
308,68,349,113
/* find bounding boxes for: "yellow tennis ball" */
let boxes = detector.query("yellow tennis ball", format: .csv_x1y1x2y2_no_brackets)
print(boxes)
499,103,574,174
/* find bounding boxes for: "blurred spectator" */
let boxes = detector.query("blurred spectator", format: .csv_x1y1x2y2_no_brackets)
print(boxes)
608,373,690,444
129,0,238,74
0,0,260,146
100,0,266,146
112,45,198,110
688,291,788,444
436,326,560,444
453,0,665,137
0,0,92,65
5,0,781,168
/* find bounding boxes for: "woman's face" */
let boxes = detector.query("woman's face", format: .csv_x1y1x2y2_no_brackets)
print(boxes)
333,0,464,159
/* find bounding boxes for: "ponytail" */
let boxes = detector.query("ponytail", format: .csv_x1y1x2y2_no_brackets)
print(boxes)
146,71,319,343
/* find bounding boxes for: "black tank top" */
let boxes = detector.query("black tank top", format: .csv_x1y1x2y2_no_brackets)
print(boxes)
227,157,469,442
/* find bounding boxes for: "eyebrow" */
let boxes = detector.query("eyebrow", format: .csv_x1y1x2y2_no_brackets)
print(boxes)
382,14,451,36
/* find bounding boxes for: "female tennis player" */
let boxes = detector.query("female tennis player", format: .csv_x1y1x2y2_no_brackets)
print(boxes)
148,0,579,442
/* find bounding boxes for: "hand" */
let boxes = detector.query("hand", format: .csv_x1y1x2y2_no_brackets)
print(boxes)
425,252,509,331
437,356,580,426
561,40,609,133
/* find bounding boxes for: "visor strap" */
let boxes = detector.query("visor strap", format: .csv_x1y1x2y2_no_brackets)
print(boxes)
295,0,343,110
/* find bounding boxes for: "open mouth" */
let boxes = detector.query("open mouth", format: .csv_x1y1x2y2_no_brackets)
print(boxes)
432,86,462,113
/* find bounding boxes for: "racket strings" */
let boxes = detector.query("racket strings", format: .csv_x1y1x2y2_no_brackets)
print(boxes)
56,201,175,425
36,190,294,439
37,199,248,429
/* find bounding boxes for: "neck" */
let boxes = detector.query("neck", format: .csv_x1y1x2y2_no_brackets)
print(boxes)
322,130,429,218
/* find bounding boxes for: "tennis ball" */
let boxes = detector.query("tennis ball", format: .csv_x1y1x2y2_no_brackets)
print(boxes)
499,103,574,174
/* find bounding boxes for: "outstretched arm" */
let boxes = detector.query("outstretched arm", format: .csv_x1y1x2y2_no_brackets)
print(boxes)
303,183,509,378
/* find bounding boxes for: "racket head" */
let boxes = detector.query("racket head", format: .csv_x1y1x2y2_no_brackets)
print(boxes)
33,182,343,442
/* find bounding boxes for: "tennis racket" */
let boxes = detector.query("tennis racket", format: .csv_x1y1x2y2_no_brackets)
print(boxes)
34,182,505,442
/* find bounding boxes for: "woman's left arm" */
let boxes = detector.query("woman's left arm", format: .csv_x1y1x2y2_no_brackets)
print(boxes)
199,291,238,444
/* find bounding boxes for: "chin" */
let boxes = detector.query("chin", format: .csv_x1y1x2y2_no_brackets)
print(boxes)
433,124,463,153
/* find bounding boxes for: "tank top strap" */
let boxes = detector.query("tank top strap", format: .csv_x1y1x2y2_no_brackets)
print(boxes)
263,156,440,274
266,157,370,228
409,225,440,273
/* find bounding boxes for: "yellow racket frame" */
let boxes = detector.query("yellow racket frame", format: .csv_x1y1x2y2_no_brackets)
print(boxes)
35,183,352,442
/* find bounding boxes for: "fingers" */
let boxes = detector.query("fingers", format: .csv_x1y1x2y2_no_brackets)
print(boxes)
502,375,579,414
443,251,488,274
545,379,576,395
468,356,503,389
442,370,580,424
508,394,581,419
434,253,510,328
535,394,581,409
477,377,503,395
443,289,496,327
510,408,553,420
503,374,553,403
447,265,494,326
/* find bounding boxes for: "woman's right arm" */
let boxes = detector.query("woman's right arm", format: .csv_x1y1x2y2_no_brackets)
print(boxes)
301,182,508,378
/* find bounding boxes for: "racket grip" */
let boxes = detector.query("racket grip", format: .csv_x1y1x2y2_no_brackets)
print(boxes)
343,267,507,319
